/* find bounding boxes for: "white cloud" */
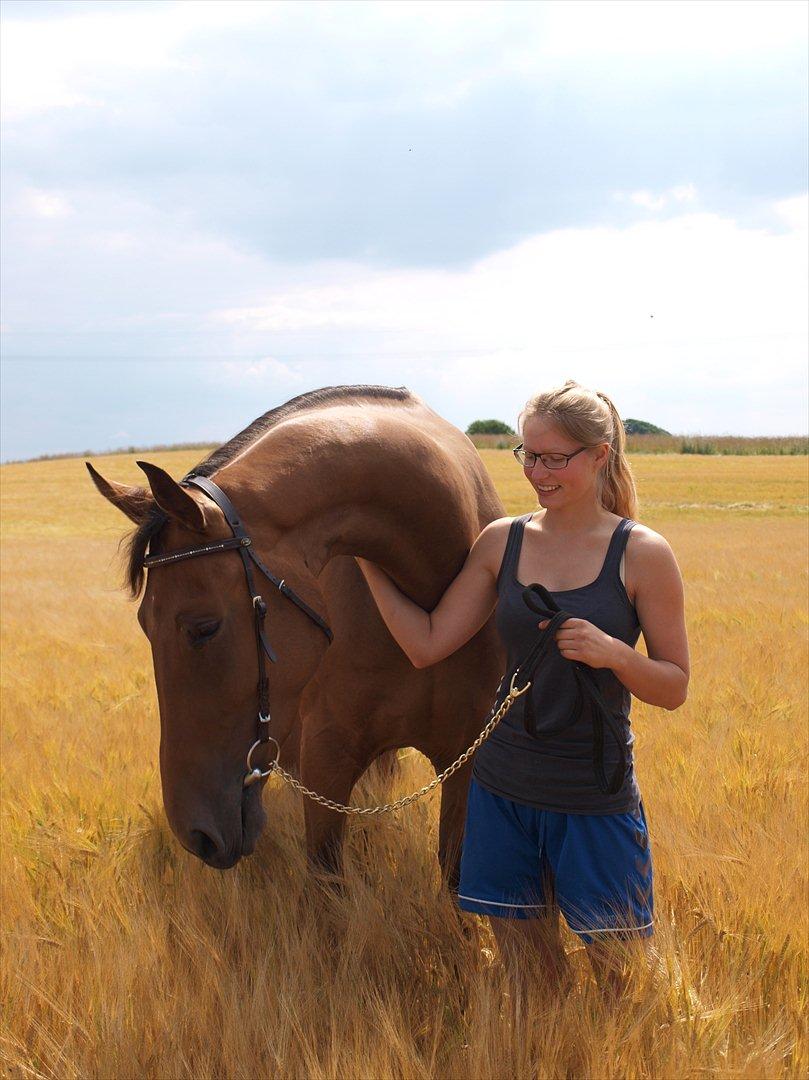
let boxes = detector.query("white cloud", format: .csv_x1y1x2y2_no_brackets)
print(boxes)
670,184,698,204
616,185,700,213
2,0,803,124
202,200,807,435
772,194,808,232
0,0,273,121
213,358,308,386
3,0,803,270
21,187,73,218
534,0,804,59
2,197,805,458
214,202,806,356
628,191,668,212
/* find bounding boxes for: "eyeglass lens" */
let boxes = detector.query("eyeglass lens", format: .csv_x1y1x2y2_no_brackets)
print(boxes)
516,450,569,468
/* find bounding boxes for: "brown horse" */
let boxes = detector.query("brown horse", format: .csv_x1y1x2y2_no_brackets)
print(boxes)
88,385,505,887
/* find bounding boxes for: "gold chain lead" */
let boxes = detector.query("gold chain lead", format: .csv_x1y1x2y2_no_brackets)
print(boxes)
266,679,531,815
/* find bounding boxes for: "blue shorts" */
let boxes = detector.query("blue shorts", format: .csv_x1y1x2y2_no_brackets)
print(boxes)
457,778,654,943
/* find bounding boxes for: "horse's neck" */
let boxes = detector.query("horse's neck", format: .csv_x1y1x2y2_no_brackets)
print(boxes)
215,425,465,609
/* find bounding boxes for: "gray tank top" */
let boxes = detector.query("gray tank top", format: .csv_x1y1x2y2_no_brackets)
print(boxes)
472,513,642,814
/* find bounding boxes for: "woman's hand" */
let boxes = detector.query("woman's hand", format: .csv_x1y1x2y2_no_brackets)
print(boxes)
537,617,619,670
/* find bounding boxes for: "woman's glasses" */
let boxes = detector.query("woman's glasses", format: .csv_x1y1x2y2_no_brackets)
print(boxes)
512,444,589,469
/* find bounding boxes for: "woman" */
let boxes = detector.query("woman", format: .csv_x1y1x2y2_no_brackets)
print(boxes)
355,380,689,996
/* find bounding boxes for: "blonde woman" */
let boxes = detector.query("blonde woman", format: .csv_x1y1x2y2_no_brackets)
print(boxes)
356,381,689,995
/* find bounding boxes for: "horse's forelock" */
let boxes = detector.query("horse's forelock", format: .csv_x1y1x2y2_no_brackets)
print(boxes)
122,502,167,598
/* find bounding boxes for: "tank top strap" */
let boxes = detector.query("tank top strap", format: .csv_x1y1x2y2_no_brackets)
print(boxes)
495,513,533,592
602,518,636,580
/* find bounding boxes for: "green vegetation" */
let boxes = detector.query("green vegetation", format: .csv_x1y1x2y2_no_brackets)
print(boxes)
665,435,807,456
469,433,808,456
624,418,670,435
465,419,516,436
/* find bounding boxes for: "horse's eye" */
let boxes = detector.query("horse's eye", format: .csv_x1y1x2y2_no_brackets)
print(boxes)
188,620,221,646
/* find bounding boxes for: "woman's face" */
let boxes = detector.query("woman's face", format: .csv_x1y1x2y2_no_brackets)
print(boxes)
520,415,608,507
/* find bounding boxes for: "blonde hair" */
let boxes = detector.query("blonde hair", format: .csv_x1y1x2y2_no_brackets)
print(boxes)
518,380,639,520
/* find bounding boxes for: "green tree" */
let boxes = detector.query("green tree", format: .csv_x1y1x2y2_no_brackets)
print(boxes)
624,418,670,435
466,419,516,436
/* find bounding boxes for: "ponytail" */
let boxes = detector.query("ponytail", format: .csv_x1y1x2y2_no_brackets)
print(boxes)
594,391,638,518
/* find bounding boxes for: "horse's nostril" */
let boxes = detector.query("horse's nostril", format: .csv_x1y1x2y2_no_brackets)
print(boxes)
188,828,221,862
185,827,241,869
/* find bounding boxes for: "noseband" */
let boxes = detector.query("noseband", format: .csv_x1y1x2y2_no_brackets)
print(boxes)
141,474,333,788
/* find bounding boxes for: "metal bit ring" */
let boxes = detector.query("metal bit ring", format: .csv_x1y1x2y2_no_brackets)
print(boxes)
244,735,280,787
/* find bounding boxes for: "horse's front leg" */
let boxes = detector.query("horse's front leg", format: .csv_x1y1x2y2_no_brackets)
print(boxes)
433,757,473,894
298,712,370,879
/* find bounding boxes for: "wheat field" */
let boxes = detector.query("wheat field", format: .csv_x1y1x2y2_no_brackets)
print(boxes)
1,449,807,1079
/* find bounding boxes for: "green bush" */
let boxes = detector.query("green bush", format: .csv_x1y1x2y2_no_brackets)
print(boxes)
466,419,516,436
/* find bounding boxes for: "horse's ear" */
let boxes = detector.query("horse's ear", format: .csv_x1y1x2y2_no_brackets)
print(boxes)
136,461,207,533
86,461,152,525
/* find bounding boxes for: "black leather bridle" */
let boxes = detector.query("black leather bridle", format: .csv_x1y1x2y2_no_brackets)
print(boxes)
142,474,333,788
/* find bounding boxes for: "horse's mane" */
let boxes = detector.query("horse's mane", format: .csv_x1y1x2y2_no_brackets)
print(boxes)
124,384,413,597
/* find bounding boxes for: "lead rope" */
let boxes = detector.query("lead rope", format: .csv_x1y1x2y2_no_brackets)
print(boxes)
256,674,531,816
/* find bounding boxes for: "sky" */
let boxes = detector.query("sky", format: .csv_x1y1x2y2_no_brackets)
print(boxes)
1,0,807,461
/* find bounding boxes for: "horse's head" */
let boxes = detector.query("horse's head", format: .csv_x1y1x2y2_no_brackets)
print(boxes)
87,460,328,869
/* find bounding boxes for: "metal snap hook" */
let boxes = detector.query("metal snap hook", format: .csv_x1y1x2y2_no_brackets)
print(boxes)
509,670,532,697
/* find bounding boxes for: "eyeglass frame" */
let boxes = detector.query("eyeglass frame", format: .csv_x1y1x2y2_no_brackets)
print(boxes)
512,443,591,470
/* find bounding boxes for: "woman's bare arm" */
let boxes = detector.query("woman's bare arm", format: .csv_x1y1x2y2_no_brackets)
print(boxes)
610,531,690,709
355,520,506,668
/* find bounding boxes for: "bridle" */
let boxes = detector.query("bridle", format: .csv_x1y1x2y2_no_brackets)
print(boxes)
141,474,333,789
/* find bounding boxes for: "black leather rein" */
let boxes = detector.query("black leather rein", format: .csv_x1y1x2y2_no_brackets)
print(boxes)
142,473,333,787
511,583,630,796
